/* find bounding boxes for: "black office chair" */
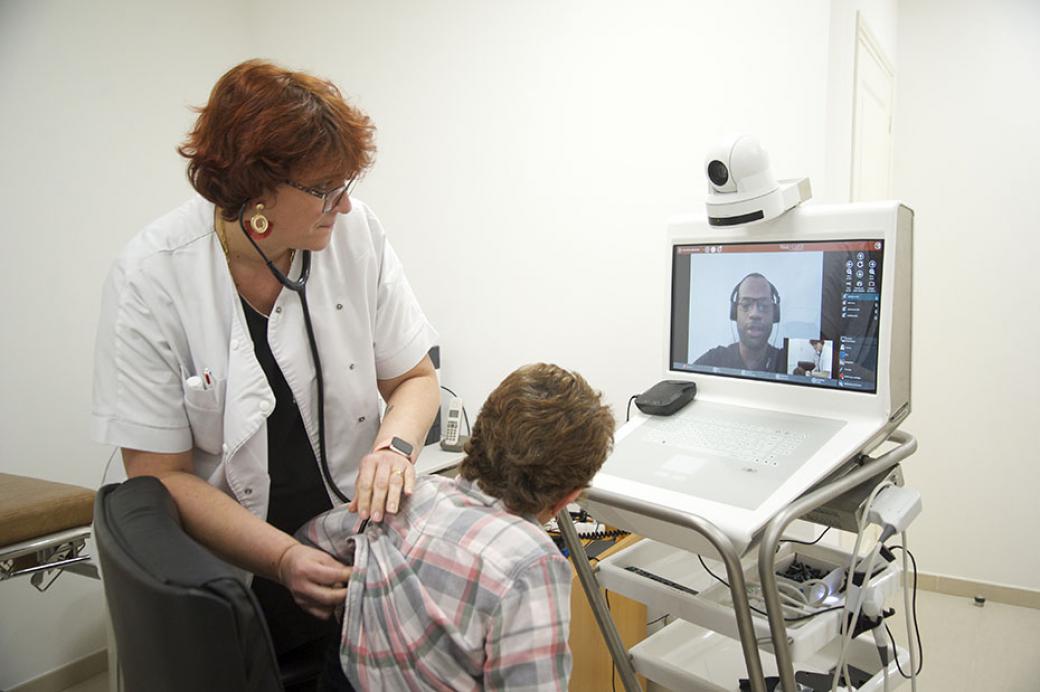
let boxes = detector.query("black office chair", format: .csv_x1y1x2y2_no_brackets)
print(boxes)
94,477,324,691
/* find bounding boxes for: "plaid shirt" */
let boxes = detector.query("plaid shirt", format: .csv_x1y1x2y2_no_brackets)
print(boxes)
298,475,573,691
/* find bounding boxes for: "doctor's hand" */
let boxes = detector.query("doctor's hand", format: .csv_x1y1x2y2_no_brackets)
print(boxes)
276,543,352,620
348,449,416,522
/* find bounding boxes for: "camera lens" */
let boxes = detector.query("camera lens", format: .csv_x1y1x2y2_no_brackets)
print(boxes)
707,160,729,187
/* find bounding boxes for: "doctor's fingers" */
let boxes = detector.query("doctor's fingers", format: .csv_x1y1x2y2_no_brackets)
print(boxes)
280,545,352,588
353,452,408,522
293,583,349,619
366,459,395,522
351,453,382,519
284,559,351,618
383,463,415,515
370,452,415,520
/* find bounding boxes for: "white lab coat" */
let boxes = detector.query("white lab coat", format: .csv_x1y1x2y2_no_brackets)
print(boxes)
92,194,438,520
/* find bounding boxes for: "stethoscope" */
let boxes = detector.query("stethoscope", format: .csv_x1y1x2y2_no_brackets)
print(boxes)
235,203,349,504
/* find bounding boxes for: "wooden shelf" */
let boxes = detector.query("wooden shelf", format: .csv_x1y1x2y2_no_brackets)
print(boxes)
568,534,647,691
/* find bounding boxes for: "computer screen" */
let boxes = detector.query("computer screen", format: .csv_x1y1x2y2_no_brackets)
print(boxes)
670,239,884,392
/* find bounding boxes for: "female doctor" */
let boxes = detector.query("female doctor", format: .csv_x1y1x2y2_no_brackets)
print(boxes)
91,60,440,671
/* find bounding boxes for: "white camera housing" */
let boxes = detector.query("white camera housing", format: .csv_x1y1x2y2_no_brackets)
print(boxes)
704,133,812,227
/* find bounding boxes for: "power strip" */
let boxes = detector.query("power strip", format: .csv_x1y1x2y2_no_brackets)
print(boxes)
624,565,700,597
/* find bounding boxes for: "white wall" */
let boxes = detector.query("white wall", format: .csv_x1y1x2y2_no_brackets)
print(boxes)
246,0,832,419
893,0,1040,590
0,0,250,686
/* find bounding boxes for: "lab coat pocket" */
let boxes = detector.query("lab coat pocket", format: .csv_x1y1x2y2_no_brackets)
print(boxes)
183,378,227,455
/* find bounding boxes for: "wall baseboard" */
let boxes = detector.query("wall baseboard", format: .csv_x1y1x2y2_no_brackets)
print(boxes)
8,650,107,692
917,571,1040,610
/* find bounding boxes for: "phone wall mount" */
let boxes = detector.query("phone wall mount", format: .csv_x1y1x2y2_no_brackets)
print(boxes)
634,380,697,416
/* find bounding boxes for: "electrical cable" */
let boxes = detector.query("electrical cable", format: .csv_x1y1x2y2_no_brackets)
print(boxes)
779,526,831,547
776,581,813,609
696,555,845,622
778,577,832,612
835,543,883,690
575,528,629,541
776,592,817,616
799,578,831,606
898,537,919,691
546,513,628,541
646,613,670,627
625,394,637,422
829,476,896,692
605,591,617,692
831,535,873,689
888,542,922,685
879,638,890,692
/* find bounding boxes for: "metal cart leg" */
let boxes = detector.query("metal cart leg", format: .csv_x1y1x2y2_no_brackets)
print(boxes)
758,431,917,692
563,492,770,692
557,508,642,692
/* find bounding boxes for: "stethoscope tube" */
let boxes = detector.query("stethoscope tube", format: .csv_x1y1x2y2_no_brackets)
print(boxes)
236,205,349,504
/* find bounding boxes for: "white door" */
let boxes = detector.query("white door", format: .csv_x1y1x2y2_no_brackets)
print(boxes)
850,12,895,201
840,13,896,554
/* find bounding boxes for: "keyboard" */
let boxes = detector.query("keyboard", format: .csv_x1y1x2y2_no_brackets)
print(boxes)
643,416,807,467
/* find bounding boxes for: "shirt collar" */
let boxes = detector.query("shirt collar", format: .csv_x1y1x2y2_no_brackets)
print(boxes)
453,476,542,526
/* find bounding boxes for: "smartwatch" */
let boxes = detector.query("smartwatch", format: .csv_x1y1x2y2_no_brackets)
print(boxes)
377,436,414,461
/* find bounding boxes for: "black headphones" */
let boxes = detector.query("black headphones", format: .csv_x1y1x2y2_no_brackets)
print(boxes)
729,273,781,323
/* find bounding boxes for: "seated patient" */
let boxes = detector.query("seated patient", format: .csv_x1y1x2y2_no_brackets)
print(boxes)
298,363,615,691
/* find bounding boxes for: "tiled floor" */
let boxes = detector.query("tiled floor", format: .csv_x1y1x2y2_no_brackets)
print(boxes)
61,591,1040,691
886,590,1040,691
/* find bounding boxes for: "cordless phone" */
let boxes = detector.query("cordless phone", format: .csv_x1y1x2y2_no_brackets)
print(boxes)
439,397,466,452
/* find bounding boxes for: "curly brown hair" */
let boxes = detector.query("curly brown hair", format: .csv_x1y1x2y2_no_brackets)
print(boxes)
459,363,615,516
178,59,376,220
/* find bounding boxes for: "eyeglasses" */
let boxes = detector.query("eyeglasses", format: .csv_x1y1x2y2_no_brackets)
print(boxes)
737,298,775,313
285,178,357,213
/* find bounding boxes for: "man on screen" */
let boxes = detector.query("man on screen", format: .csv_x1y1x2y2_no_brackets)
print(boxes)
695,272,786,373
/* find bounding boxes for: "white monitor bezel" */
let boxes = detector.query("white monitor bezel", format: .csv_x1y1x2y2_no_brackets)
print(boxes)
664,201,912,426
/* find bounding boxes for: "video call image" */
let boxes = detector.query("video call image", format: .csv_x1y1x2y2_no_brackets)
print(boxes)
670,240,884,392
788,338,834,377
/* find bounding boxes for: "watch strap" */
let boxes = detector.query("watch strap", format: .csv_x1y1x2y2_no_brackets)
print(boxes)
375,436,414,461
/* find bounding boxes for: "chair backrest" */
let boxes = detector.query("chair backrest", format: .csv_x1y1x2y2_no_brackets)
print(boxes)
94,477,283,692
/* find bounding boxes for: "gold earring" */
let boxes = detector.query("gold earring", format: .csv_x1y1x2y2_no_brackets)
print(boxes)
249,204,270,235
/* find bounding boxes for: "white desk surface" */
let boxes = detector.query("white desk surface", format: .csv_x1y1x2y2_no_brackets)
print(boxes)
415,444,465,476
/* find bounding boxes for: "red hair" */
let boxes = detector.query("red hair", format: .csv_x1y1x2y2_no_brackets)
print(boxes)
178,60,376,219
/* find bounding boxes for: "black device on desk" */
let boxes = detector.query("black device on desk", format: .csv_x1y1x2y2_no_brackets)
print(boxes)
634,380,697,416
425,346,441,445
